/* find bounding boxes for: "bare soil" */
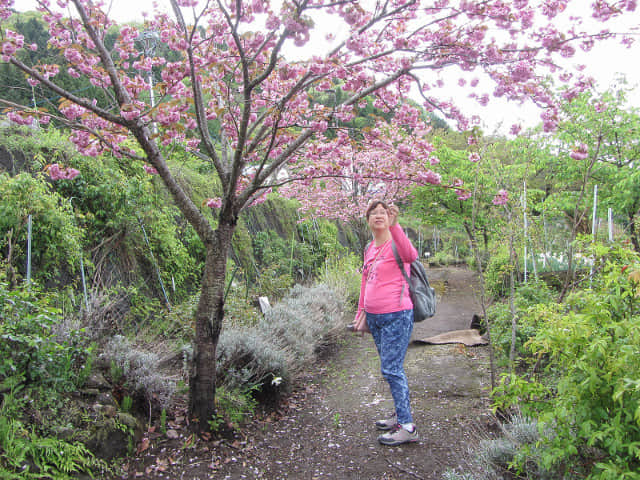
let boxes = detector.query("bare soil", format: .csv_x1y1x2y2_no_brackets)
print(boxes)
113,266,495,480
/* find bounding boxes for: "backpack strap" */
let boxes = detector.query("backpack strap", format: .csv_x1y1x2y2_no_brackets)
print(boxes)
391,241,411,302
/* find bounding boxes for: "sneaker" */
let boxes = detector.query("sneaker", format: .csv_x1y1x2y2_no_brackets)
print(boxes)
375,414,397,431
377,424,419,446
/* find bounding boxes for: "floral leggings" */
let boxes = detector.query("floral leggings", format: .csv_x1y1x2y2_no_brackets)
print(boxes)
366,309,414,424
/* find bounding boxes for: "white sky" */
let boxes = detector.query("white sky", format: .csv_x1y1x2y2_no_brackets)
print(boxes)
15,0,640,135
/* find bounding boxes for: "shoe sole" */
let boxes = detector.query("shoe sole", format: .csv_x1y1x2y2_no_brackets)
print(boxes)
378,436,419,446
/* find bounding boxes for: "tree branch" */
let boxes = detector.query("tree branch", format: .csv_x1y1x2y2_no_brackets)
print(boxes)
9,57,123,125
169,0,227,183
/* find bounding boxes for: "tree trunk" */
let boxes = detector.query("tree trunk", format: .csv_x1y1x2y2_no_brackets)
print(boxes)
558,242,575,303
189,221,234,430
464,221,497,390
470,233,497,391
507,211,518,370
629,214,640,253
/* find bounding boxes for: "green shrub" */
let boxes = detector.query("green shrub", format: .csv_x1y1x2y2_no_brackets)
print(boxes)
495,249,640,479
0,127,208,310
486,280,555,365
0,413,107,479
250,215,348,285
216,283,344,397
209,385,259,431
232,219,257,280
0,173,83,285
0,126,82,175
0,281,107,479
298,218,348,276
319,252,361,308
476,416,553,480
100,335,177,410
252,229,317,282
223,287,263,329
512,279,555,307
429,250,458,266
139,294,198,341
0,385,109,477
483,246,514,299
253,263,295,301
58,155,203,302
0,282,91,391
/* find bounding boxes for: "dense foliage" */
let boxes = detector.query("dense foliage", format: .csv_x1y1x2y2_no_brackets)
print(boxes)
0,281,108,478
487,244,640,479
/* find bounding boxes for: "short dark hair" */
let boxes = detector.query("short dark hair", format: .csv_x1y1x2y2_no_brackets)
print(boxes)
365,200,389,219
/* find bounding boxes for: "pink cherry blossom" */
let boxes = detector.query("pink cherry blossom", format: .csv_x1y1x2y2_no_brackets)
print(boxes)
45,163,80,180
569,143,589,160
456,189,472,201
469,152,481,163
206,197,222,209
510,62,533,82
310,120,328,133
0,0,13,21
541,108,559,132
7,111,34,125
60,103,87,121
121,107,142,121
492,189,509,206
143,164,159,175
396,143,412,162
594,102,608,113
417,170,442,185
1,30,22,60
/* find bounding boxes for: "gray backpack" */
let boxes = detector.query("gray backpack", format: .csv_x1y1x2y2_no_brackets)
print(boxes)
391,242,437,322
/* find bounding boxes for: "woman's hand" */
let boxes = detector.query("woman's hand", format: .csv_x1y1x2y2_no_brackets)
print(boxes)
388,204,399,227
353,309,370,334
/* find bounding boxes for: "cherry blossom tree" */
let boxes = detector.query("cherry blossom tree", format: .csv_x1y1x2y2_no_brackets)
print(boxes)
0,0,636,430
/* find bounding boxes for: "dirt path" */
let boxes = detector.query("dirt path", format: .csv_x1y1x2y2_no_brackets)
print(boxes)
119,266,493,479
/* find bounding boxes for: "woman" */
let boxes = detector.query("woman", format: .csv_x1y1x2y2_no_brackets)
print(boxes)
353,200,419,446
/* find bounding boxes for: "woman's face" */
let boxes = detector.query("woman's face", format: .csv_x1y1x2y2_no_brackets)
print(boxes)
367,204,390,232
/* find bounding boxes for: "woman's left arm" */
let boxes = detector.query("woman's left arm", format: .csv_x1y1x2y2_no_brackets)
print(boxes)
390,223,418,263
388,204,417,262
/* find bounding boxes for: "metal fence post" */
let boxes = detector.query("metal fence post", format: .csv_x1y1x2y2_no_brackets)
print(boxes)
26,214,32,287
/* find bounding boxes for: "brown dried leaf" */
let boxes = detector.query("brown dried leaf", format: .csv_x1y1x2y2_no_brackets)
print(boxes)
137,438,150,454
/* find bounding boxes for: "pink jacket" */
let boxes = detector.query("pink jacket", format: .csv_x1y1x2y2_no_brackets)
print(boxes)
356,224,418,317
